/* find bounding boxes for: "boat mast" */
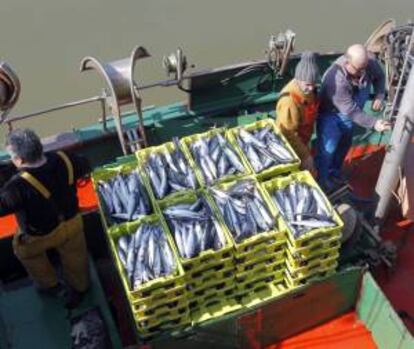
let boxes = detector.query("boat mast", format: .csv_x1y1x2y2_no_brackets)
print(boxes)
374,63,414,222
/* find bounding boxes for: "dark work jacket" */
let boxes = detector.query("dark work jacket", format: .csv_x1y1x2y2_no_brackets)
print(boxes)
0,152,90,236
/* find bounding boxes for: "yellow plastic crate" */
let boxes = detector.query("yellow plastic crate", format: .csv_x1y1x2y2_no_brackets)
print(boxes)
287,238,341,264
190,298,242,325
159,190,236,314
158,191,236,278
186,266,235,294
284,265,337,288
237,281,289,308
180,127,252,187
189,290,238,314
261,171,344,247
236,260,285,284
186,257,234,282
286,233,341,260
286,253,339,280
131,284,187,314
136,312,191,340
108,215,186,301
209,177,287,253
188,280,236,304
236,250,285,273
136,142,199,201
91,161,153,232
286,247,339,269
235,236,286,266
133,301,189,328
234,270,285,298
226,118,301,180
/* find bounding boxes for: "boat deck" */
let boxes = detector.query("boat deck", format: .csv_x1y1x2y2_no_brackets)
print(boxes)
347,146,414,335
0,145,412,347
270,312,377,349
0,260,121,349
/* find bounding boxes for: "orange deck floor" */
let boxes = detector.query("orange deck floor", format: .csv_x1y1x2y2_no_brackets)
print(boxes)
266,312,377,349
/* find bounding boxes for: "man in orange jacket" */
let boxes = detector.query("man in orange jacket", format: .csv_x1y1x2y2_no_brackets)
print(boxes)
276,51,320,174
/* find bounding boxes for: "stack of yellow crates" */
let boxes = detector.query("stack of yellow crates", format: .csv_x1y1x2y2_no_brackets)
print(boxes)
91,116,344,341
209,178,287,307
158,191,240,324
262,171,343,288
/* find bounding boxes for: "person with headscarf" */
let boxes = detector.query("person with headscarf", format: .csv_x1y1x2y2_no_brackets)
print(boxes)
276,51,320,174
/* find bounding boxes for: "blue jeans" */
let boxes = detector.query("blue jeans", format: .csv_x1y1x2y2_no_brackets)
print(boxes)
316,85,370,189
316,113,353,188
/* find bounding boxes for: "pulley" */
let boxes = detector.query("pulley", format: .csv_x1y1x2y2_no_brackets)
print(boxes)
162,48,187,83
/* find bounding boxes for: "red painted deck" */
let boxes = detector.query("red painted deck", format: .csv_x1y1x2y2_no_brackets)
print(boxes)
346,146,414,335
267,312,377,349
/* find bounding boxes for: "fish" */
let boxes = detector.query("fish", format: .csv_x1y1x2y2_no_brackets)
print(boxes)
163,195,226,259
118,222,177,290
211,180,275,243
98,171,152,225
190,132,246,184
145,142,198,199
236,126,295,173
271,182,338,239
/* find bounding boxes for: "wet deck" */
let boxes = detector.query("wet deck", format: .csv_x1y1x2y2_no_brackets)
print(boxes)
0,260,121,349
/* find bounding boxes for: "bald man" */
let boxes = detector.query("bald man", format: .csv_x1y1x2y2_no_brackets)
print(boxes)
315,44,391,191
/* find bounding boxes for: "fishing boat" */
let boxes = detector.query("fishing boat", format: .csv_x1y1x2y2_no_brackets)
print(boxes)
0,19,413,348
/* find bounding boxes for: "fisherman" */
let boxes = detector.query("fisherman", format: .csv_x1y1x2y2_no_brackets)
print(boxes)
276,51,320,174
0,128,91,308
315,44,392,191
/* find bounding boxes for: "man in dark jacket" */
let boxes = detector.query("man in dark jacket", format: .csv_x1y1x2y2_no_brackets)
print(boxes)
315,44,392,191
0,128,91,307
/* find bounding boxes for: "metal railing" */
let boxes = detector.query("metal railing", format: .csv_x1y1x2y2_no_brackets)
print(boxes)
2,94,108,132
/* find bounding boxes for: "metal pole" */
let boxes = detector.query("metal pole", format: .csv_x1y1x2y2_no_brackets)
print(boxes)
2,95,104,124
374,65,414,221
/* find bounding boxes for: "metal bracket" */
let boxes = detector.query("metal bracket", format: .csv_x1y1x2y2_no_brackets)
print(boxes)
0,62,21,124
266,29,296,77
80,46,150,155
163,47,189,92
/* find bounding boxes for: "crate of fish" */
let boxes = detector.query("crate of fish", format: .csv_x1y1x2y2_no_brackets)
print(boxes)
262,170,344,248
190,297,242,325
284,263,337,288
186,264,235,296
237,281,289,308
286,246,339,270
109,215,187,304
136,312,191,340
234,269,285,299
227,118,300,180
208,178,286,256
236,249,285,274
285,253,339,281
180,127,251,187
133,300,190,332
159,191,235,274
234,234,286,266
286,235,341,262
131,283,187,317
236,258,285,285
189,287,238,314
187,277,235,302
136,139,199,201
92,161,153,231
